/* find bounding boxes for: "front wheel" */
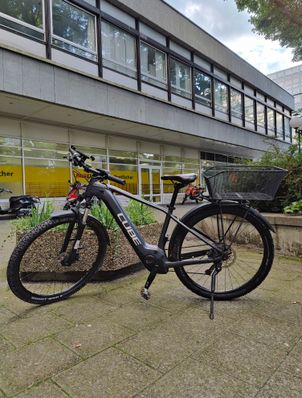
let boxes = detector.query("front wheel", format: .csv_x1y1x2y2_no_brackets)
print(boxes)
169,204,274,300
7,214,107,304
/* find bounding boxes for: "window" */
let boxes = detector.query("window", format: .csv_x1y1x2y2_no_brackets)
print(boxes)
267,108,275,136
194,70,212,107
284,117,291,142
245,97,255,128
108,150,137,194
257,102,265,132
23,139,70,196
214,80,228,113
140,42,167,88
170,59,192,99
230,89,242,120
276,112,283,139
102,21,136,77
0,136,22,195
52,0,97,61
0,0,44,39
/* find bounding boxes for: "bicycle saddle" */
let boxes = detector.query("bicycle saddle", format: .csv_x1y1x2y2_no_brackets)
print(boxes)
161,173,197,186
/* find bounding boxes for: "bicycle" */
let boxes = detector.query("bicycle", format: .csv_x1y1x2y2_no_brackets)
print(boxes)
7,146,286,319
181,184,205,204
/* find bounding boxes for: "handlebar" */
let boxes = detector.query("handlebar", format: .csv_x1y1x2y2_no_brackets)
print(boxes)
68,146,126,186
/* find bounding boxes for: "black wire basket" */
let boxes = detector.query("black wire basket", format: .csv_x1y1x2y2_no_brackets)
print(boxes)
203,165,287,201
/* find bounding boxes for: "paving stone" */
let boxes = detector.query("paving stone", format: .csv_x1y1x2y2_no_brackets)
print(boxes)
279,339,302,379
228,313,300,351
271,286,302,303
274,256,302,272
0,294,47,317
256,371,302,398
139,282,201,313
194,296,262,321
98,273,194,311
0,311,72,348
137,358,258,398
105,301,173,331
54,347,160,398
0,334,14,353
97,285,142,307
52,296,117,323
193,332,287,387
0,338,80,396
251,299,302,326
0,306,16,325
267,265,301,281
0,217,302,398
117,307,231,373
55,317,135,359
15,381,69,398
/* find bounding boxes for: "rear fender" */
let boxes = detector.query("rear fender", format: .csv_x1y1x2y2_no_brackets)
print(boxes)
169,201,275,256
247,206,275,233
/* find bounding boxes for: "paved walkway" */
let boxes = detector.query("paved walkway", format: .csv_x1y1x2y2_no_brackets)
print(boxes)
0,219,301,397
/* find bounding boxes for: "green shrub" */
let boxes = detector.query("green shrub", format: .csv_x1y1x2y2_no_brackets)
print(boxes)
252,143,302,212
90,201,118,231
90,199,156,229
284,200,302,214
125,199,156,226
13,201,54,232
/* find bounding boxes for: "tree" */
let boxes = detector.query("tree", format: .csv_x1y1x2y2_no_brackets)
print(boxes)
233,0,302,61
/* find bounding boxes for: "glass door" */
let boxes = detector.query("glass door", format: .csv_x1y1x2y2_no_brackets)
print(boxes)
139,165,162,202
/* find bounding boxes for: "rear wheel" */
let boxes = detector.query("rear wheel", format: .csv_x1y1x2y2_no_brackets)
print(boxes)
7,214,107,304
169,204,274,300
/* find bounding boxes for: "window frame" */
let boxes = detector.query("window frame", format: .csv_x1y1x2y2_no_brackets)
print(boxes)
140,41,167,88
0,0,45,39
214,79,229,114
101,19,137,78
230,88,243,120
51,0,98,60
170,57,192,99
194,69,212,107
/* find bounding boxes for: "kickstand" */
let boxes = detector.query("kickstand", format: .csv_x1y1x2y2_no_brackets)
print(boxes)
209,262,222,320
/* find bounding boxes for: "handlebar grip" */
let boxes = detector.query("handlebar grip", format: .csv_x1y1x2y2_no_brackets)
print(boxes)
108,175,126,185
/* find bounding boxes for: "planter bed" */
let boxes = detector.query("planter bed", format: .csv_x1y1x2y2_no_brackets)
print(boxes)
17,223,162,281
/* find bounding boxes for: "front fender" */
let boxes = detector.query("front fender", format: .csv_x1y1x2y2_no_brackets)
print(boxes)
51,210,75,219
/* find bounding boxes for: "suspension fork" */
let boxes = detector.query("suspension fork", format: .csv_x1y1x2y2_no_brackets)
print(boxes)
60,208,90,266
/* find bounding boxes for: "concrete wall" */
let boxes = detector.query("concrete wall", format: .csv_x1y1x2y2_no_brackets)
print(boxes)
265,213,302,257
0,48,289,155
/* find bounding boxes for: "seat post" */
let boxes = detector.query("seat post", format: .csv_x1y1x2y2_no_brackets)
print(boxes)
158,183,182,250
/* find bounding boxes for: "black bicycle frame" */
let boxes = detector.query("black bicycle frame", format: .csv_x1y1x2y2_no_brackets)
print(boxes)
84,179,223,274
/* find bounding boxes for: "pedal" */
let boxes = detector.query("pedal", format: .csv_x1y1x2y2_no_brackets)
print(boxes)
141,287,151,300
140,268,157,300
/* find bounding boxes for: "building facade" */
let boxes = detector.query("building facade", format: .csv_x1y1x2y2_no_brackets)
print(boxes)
0,0,294,202
268,64,302,112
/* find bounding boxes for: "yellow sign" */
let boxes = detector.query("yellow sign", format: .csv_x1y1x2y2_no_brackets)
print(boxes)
0,165,22,183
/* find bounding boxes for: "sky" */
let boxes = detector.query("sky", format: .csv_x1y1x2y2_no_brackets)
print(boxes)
164,0,302,75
